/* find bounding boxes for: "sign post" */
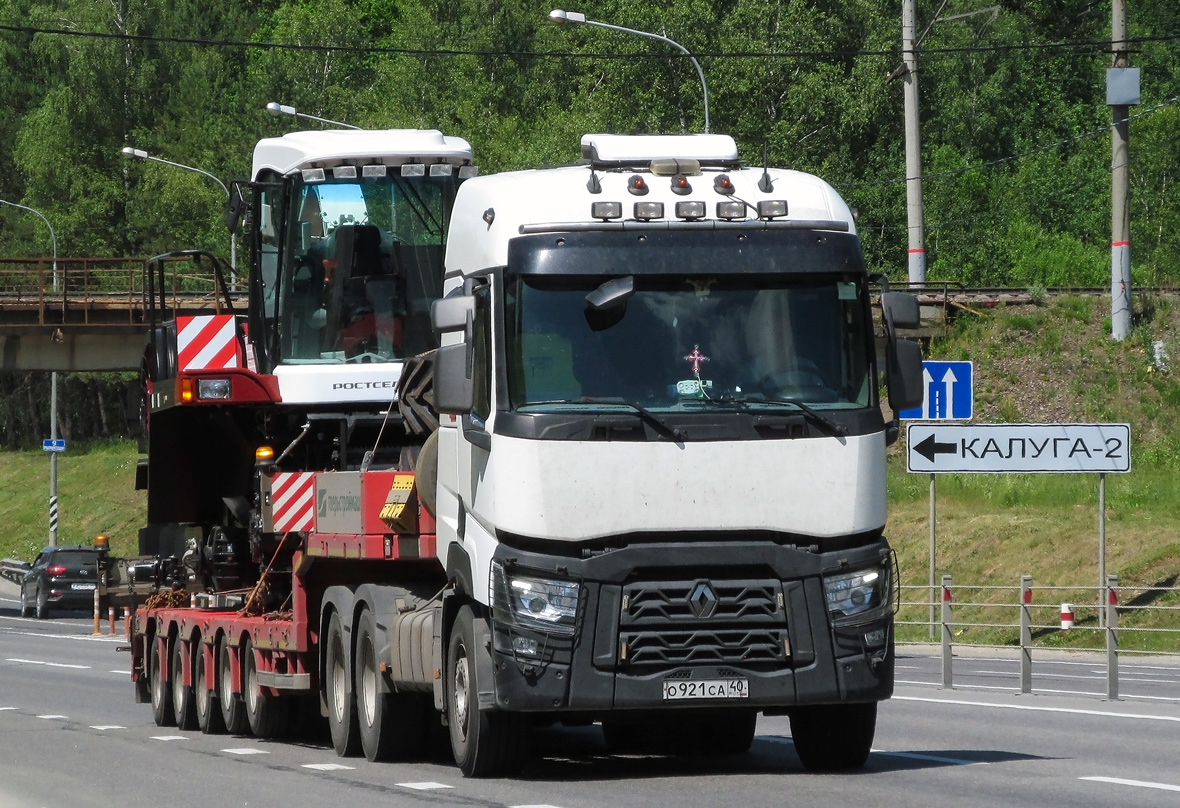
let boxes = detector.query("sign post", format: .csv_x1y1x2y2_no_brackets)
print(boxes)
908,422,1131,631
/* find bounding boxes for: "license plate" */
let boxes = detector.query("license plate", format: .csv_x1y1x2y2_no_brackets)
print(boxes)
662,678,748,700
70,583,96,591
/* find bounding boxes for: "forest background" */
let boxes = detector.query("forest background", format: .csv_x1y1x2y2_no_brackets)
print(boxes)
0,0,1178,446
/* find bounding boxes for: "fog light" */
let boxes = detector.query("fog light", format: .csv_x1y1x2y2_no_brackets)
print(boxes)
512,636,539,656
864,628,887,646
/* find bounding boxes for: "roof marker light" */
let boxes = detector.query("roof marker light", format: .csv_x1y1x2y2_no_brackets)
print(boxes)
634,201,664,220
671,176,692,195
627,175,649,196
591,201,622,220
713,174,735,195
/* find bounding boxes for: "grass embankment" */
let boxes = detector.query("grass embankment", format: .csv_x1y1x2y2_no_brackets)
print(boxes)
1,296,1177,650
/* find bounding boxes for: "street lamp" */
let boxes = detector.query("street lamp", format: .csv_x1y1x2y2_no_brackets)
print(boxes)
121,146,237,279
265,102,361,130
548,9,710,134
0,198,60,546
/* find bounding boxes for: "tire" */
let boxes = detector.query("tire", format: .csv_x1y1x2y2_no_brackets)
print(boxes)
150,636,175,727
172,637,198,731
195,633,225,734
701,712,758,756
19,588,32,618
356,609,428,762
601,720,647,753
34,586,48,620
325,611,361,756
414,430,439,518
447,605,530,777
789,702,877,771
217,635,249,734
242,637,287,738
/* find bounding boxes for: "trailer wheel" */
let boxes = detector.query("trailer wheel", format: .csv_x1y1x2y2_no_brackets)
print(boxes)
194,633,225,734
325,611,360,756
172,637,198,730
149,636,175,727
447,605,530,777
356,609,427,762
243,636,287,738
789,702,876,771
217,635,248,734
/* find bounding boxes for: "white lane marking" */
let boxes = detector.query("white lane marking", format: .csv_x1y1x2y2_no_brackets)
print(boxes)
37,714,68,720
223,748,269,755
152,735,188,741
512,805,566,808
898,680,1180,703
762,736,983,767
1081,776,1180,793
7,658,90,670
0,627,126,643
91,725,126,731
302,764,355,771
397,782,454,790
109,670,129,675
895,695,1180,721
0,707,17,711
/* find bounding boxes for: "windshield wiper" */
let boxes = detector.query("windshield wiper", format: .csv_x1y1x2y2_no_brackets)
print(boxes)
523,397,684,441
715,393,848,437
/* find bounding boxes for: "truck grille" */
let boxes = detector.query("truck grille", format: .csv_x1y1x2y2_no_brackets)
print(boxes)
614,578,787,670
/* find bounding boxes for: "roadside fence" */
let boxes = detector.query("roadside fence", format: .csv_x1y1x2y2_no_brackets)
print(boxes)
897,574,1180,700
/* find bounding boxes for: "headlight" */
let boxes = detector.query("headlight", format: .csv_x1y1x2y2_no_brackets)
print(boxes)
197,378,232,400
824,567,888,620
491,562,580,635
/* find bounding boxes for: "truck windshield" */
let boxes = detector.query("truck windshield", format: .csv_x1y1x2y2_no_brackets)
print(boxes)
273,173,456,364
505,274,873,413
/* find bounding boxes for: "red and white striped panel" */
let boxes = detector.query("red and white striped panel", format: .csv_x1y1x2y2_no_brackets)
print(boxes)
177,315,241,371
271,472,316,534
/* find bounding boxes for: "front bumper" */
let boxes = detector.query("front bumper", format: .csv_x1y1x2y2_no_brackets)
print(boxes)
487,538,894,713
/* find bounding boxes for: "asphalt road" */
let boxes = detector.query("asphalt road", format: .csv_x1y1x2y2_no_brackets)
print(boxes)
2,580,1179,808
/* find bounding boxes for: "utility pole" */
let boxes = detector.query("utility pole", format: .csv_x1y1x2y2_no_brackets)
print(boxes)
1108,0,1134,341
902,0,926,285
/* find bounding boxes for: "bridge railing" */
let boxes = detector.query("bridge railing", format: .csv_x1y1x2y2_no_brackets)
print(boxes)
0,256,235,326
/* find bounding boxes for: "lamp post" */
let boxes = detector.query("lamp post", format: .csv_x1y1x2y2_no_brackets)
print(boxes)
120,147,237,281
0,199,60,546
265,102,361,130
548,9,710,134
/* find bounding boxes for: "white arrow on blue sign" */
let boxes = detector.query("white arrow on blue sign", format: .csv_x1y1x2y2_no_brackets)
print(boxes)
42,438,66,452
899,361,973,420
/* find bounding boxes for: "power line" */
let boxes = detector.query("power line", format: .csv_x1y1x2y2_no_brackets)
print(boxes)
0,22,1176,60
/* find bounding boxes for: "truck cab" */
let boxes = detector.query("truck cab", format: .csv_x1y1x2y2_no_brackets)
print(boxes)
429,133,923,774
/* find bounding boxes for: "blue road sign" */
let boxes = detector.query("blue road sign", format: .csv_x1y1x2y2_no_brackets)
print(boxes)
42,438,66,452
899,361,973,421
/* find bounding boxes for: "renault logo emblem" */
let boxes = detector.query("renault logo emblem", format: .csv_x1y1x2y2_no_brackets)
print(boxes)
688,582,718,618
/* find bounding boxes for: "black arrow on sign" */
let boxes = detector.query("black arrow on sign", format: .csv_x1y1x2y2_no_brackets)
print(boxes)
914,433,957,462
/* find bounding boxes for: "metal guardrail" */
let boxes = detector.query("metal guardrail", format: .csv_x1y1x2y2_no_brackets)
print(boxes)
897,575,1180,700
0,557,28,585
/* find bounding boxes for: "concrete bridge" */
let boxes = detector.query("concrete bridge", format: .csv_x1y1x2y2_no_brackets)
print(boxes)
0,256,242,372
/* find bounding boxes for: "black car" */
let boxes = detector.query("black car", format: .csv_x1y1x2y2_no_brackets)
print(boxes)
19,546,104,619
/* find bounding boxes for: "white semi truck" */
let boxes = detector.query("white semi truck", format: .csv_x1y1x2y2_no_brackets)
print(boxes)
128,128,922,780
429,133,924,774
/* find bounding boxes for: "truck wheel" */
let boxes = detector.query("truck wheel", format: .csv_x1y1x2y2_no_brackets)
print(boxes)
447,605,530,777
217,635,249,734
356,609,427,761
695,712,757,756
172,638,198,731
149,636,175,727
19,589,32,618
325,611,360,756
789,702,876,771
194,633,225,734
243,636,287,738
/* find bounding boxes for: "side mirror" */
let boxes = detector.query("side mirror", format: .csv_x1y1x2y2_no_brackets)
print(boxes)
887,338,925,414
880,291,921,330
433,343,474,415
431,296,475,335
